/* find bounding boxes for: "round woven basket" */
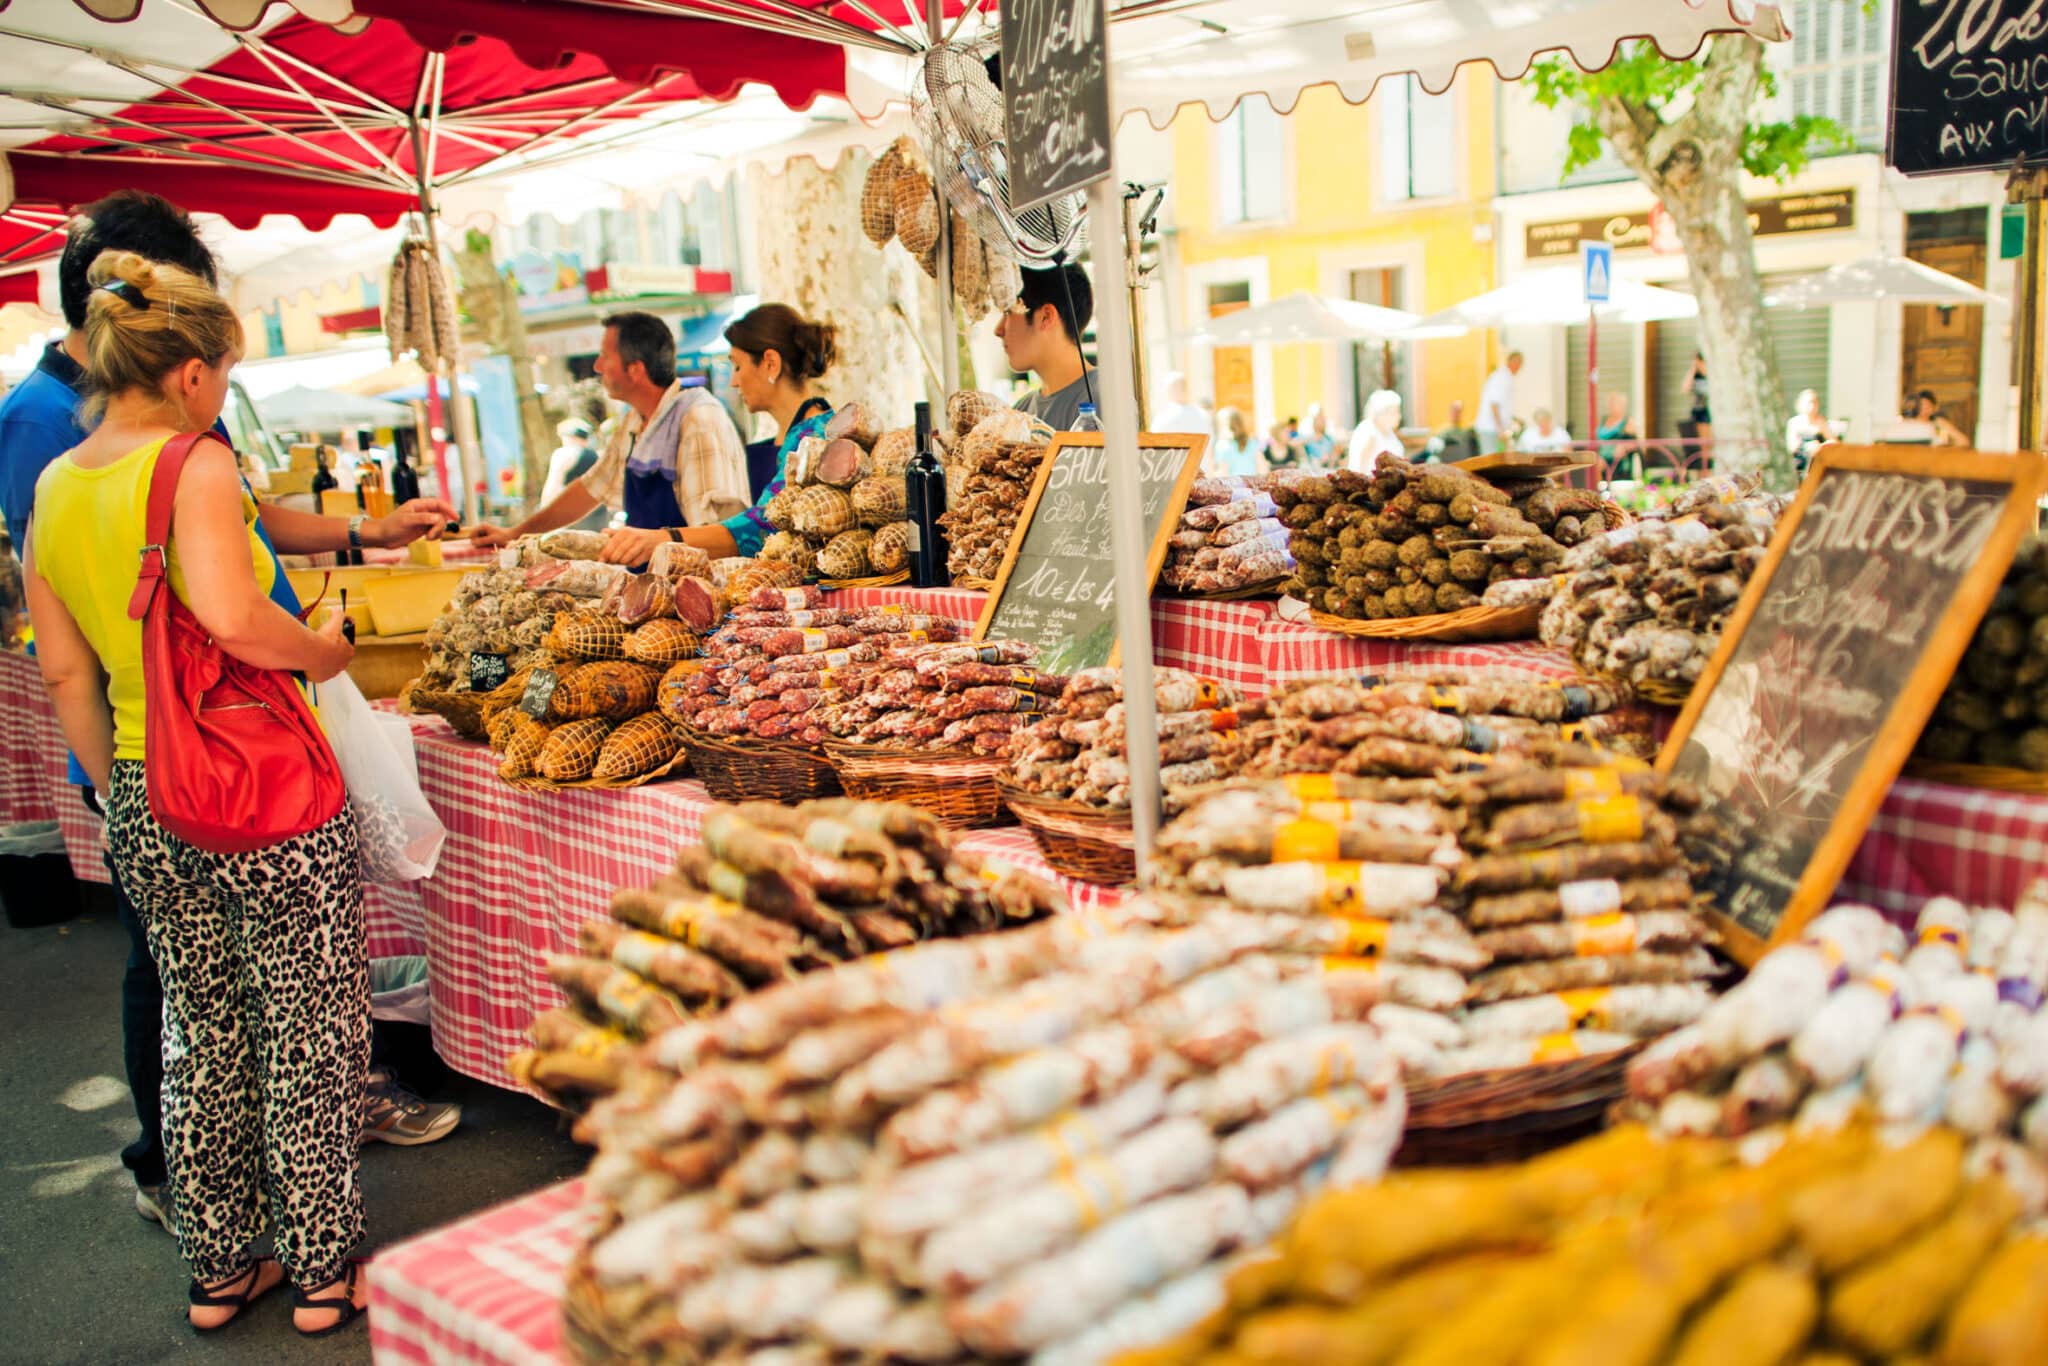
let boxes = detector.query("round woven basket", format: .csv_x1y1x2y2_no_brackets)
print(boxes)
1396,1041,1644,1167
1307,602,1542,643
817,570,910,590
826,742,1012,828
560,1249,634,1365
997,781,1136,885
398,680,490,740
679,727,841,803
1162,575,1292,603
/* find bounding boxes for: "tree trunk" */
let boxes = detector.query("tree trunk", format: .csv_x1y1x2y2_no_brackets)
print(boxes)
453,231,554,509
1594,35,1797,489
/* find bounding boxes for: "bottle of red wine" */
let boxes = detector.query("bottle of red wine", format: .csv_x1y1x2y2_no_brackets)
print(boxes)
391,447,421,504
905,400,950,588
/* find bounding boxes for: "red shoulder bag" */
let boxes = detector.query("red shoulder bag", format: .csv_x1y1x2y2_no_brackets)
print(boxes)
125,432,345,853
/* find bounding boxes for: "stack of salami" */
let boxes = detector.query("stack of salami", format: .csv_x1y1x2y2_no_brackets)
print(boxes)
1439,762,1719,1070
562,904,1417,1363
1626,886,2048,1145
1007,667,1252,809
1283,458,1630,621
668,586,968,746
940,407,1054,582
1148,753,1718,1077
1160,477,1295,595
1237,670,1659,777
509,798,1066,1109
813,641,1066,754
1496,477,1784,694
759,402,922,581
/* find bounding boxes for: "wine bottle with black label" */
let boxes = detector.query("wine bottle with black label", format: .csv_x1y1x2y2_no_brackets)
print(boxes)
906,400,950,588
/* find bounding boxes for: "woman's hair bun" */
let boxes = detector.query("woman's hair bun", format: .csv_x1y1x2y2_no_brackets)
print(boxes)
795,320,838,380
86,249,158,296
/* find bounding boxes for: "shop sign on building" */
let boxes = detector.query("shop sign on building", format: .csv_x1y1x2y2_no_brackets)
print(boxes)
1525,189,1857,259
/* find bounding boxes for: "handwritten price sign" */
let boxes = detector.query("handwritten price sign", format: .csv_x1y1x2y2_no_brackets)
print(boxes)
1888,0,2048,176
1659,446,2046,961
1001,0,1114,211
974,431,1206,675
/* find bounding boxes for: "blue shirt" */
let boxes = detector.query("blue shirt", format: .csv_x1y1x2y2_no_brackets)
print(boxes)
1213,437,1263,478
2,341,299,783
722,400,833,559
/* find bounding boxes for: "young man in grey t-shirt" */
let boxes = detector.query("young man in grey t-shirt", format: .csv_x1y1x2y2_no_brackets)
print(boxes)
998,264,1098,431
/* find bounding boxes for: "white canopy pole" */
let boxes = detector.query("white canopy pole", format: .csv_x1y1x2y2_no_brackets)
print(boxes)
1086,56,1162,870
926,0,960,395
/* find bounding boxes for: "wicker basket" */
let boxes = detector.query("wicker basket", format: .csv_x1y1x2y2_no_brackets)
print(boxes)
1163,575,1291,603
1307,602,1542,644
827,742,1012,828
954,575,996,592
1397,1042,1644,1167
680,727,842,803
998,781,1136,885
1904,758,2048,794
818,569,910,590
398,680,490,740
561,1249,636,1365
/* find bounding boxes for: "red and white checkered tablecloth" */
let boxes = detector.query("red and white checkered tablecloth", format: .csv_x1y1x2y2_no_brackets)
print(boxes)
354,716,1122,1090
0,649,108,877
1839,776,2048,919
0,650,58,828
369,1178,593,1366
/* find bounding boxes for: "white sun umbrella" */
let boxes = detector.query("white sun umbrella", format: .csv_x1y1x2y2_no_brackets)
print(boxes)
1763,253,2003,308
1186,291,1423,344
1413,269,1700,335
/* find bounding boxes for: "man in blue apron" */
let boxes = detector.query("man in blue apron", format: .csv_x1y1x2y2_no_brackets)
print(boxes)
471,312,748,566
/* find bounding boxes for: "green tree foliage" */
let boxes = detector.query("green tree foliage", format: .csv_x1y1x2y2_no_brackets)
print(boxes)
1528,44,1850,184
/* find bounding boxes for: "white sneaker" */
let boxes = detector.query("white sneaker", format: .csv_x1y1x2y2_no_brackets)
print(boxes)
135,1182,176,1235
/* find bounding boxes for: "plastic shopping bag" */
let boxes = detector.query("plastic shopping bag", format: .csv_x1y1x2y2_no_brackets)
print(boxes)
318,672,446,882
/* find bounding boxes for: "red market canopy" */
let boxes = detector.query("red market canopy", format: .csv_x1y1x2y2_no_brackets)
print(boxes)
0,0,849,293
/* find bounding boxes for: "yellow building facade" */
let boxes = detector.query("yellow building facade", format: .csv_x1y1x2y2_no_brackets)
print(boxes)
1165,71,1500,435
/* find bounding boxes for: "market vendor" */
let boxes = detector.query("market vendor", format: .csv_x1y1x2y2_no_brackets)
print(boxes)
656,304,837,560
998,264,1098,431
469,311,749,565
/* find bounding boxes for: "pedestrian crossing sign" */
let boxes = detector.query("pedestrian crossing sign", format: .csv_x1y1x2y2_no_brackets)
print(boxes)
1581,240,1613,304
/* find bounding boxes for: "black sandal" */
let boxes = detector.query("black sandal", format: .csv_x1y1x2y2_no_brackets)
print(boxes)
293,1260,368,1338
187,1258,281,1334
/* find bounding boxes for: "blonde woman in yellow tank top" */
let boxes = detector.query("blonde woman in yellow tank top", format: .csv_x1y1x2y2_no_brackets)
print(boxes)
24,250,372,1336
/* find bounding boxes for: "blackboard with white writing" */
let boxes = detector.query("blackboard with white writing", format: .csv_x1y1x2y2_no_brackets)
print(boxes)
1888,0,2048,176
1000,0,1113,211
1660,447,2044,960
974,432,1205,676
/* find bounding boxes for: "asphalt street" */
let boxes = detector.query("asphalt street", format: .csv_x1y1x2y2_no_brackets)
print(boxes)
0,886,587,1365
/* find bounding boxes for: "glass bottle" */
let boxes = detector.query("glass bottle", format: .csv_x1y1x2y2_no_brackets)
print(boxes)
905,401,950,588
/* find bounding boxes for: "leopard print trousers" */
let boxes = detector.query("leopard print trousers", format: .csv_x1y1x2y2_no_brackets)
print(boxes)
106,761,369,1289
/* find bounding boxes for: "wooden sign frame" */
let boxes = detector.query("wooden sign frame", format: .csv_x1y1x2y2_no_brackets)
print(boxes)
971,431,1209,666
1656,444,2048,964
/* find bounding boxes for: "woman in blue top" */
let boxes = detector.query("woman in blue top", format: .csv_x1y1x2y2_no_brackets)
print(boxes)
1209,405,1262,477
673,304,837,558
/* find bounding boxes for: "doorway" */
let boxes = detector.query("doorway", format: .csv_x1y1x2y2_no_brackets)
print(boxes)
1207,281,1254,421
1904,209,1987,443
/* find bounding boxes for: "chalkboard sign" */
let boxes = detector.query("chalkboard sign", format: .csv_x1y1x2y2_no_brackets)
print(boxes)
1000,0,1113,212
973,432,1207,675
1887,0,2048,176
1658,446,2047,962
